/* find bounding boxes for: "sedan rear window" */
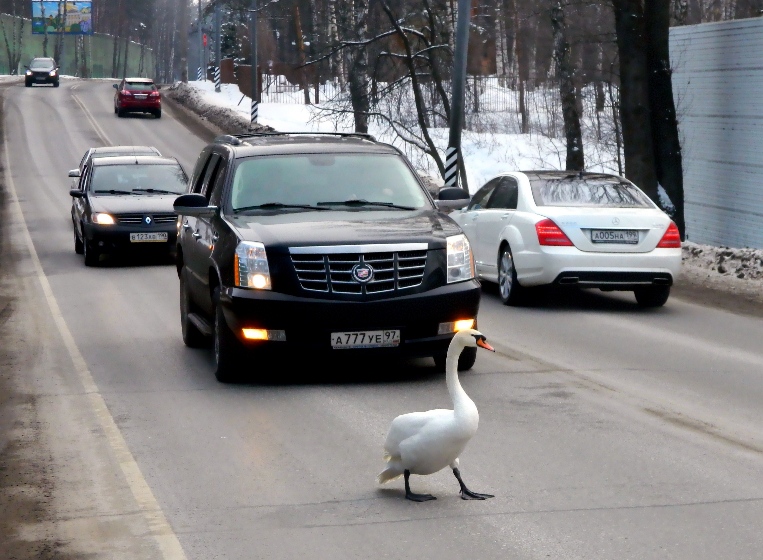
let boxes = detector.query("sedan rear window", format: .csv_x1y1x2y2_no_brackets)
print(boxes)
91,164,188,194
230,153,429,211
529,174,653,208
125,81,156,91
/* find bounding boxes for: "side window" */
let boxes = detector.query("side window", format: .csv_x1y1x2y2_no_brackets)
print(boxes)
467,179,500,211
200,155,223,202
207,158,228,206
192,153,219,194
486,177,519,209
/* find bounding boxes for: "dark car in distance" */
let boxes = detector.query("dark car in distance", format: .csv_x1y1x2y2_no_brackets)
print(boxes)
70,155,188,265
173,132,478,382
114,78,162,118
25,57,59,87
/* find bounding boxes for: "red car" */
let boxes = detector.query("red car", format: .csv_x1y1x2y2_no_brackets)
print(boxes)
113,78,162,119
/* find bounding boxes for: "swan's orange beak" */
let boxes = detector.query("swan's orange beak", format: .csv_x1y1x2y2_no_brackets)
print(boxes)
476,338,495,352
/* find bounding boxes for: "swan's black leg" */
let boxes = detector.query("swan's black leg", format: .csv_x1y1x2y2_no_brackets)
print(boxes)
404,470,436,502
453,468,494,500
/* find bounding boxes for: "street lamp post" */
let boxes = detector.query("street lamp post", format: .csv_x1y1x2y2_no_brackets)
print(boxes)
445,0,473,191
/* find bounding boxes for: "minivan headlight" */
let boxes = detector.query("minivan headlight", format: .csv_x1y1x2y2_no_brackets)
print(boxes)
446,234,475,283
92,212,115,225
234,241,271,290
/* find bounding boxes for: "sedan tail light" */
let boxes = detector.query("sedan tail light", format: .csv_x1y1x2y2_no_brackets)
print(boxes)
657,221,681,248
536,218,573,246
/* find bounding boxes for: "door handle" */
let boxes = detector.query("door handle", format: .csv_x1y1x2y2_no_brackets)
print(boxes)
192,231,202,240
501,213,510,220
182,219,191,230
212,232,219,242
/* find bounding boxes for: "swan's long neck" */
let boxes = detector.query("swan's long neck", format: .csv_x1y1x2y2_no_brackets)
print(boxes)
446,342,478,422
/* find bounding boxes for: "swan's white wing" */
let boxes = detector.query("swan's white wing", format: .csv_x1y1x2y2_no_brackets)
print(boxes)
383,409,450,459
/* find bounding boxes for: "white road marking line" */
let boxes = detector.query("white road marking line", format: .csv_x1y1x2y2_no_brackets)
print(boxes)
3,119,187,560
71,92,113,146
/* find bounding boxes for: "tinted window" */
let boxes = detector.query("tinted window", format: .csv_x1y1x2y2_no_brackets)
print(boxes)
91,164,188,194
529,175,653,208
486,178,518,209
229,154,428,211
30,59,54,69
467,179,499,210
125,81,156,91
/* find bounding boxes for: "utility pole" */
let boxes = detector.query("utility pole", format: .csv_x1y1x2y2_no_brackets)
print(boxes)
198,0,204,81
444,0,473,191
214,3,221,92
249,0,259,124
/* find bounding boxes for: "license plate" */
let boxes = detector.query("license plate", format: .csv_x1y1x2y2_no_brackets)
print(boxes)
591,229,638,244
35,77,45,81
135,94,147,99
331,330,400,349
130,232,168,243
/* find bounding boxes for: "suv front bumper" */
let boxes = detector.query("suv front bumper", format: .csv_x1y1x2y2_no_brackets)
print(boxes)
220,279,482,358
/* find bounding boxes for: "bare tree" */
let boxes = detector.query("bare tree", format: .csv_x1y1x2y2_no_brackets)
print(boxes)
0,0,25,74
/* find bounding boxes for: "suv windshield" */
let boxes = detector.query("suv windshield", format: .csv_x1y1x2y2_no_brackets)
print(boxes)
91,164,188,195
125,81,156,91
230,153,429,211
528,174,653,208
30,59,54,69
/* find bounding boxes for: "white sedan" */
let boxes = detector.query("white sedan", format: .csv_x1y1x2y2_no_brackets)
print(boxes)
451,171,682,307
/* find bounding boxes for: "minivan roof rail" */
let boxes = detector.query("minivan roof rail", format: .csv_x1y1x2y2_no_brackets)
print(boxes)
213,131,377,145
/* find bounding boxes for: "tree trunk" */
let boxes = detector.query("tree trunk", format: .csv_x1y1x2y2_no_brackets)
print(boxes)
178,0,189,82
293,6,311,104
348,0,370,132
123,33,130,78
611,0,659,202
645,0,686,237
551,1,584,171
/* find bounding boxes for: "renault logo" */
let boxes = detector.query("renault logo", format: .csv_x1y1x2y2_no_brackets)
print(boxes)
144,216,152,225
351,263,374,283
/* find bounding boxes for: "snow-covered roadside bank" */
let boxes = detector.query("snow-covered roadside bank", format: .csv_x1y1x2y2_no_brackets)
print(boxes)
163,81,763,310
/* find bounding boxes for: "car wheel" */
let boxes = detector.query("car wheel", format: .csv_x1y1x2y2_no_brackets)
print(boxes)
54,81,59,88
180,269,207,348
498,245,526,306
634,285,670,308
154,109,162,119
213,290,242,383
117,108,125,118
433,346,478,372
25,81,31,87
114,105,118,114
83,238,100,266
74,225,84,255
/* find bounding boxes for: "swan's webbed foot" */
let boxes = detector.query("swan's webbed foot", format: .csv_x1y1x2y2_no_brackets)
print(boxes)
453,467,494,501
404,470,437,502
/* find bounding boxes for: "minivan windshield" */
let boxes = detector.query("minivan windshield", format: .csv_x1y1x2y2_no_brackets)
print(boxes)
230,153,430,212
528,174,654,208
91,164,188,195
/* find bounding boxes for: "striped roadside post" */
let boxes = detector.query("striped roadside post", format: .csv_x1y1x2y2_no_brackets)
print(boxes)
444,146,459,187
214,66,221,93
251,99,259,124
197,67,203,81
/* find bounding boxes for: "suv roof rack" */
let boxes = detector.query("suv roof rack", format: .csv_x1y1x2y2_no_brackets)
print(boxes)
213,131,376,145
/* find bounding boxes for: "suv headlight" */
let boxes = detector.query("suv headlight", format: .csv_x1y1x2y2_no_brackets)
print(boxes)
234,241,271,290
446,234,475,283
49,69,57,76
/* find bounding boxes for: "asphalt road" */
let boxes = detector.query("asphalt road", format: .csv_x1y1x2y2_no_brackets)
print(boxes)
1,78,762,560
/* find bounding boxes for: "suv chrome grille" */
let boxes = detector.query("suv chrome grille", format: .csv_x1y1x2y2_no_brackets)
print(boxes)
290,248,428,294
117,213,176,225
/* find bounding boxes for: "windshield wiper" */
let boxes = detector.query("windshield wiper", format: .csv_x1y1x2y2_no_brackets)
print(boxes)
317,199,417,210
132,188,181,195
233,202,329,212
93,189,133,195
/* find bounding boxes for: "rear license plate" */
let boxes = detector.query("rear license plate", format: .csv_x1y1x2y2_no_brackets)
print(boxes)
331,330,400,349
591,229,638,244
130,232,168,243
135,94,147,99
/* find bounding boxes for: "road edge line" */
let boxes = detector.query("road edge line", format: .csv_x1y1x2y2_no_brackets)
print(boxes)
3,109,187,560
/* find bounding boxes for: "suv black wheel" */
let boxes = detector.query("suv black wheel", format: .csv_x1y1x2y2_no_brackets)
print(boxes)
154,109,162,119
83,238,100,266
213,294,242,383
498,245,526,306
434,346,478,372
634,285,670,308
180,269,207,348
74,226,84,254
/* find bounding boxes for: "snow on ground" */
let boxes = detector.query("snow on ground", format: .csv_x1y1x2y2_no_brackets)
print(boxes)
165,80,763,304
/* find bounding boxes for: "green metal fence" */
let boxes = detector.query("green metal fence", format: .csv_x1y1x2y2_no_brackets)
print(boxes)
0,13,154,78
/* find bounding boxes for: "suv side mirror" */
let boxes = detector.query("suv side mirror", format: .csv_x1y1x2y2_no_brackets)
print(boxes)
68,169,81,178
174,193,218,218
112,83,118,89
69,189,84,198
436,187,471,213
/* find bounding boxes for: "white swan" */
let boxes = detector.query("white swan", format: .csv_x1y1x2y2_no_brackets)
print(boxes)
377,329,495,501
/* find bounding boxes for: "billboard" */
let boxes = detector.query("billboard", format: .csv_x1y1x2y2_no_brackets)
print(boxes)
31,1,93,35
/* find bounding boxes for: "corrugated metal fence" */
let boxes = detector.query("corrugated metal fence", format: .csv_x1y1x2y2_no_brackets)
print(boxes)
670,18,763,249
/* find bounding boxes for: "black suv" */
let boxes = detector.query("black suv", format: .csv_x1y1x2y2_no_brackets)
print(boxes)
174,133,478,382
25,57,59,87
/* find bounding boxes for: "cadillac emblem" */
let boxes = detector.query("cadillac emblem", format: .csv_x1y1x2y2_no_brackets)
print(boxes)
351,263,374,283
